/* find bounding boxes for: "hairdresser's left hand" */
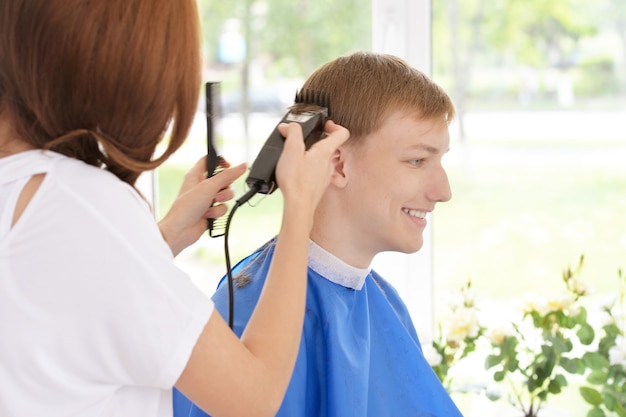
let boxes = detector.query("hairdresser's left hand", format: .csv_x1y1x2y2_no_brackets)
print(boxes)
158,156,247,257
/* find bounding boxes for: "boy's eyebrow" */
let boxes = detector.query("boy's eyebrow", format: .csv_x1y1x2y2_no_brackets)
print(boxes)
408,143,450,154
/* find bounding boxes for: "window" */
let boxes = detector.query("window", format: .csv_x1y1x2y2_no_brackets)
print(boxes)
430,0,626,414
155,2,625,415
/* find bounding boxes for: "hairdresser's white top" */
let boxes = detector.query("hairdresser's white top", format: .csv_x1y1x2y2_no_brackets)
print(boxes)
0,150,213,417
307,239,370,290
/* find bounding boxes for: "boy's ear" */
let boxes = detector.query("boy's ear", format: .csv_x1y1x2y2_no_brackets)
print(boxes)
330,146,349,188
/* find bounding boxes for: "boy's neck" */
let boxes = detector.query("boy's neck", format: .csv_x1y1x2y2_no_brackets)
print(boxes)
310,228,374,269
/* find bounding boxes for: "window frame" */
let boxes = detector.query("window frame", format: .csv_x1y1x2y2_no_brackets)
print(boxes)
371,0,435,342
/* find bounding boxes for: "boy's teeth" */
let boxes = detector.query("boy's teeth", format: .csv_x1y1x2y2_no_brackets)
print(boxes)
403,208,426,219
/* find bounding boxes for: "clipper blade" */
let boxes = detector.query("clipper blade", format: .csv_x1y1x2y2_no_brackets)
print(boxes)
294,89,330,114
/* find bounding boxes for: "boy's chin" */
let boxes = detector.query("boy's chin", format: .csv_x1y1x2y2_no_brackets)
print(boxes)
392,239,424,254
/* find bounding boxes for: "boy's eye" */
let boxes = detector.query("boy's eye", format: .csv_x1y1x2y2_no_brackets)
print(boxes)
408,159,422,166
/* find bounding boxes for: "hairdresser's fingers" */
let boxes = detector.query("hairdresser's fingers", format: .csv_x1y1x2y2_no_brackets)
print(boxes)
275,123,305,182
190,163,245,220
278,122,308,152
158,163,246,256
276,121,349,207
179,156,234,196
201,162,247,197
213,187,235,204
178,156,208,196
204,203,229,220
216,156,231,169
321,120,349,149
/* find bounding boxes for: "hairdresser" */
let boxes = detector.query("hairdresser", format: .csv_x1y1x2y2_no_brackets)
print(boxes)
0,1,349,417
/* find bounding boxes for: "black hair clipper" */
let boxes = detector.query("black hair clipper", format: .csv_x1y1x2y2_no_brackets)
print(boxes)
205,81,226,237
245,89,330,195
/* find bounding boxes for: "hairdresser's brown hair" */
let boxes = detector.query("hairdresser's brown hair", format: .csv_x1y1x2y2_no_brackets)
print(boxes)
298,51,455,141
0,0,201,186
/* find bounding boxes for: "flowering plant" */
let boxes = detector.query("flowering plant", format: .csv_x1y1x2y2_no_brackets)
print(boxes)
579,268,626,417
426,280,484,390
484,256,594,417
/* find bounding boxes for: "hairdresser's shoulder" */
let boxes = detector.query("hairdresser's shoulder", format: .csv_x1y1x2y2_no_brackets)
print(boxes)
34,150,149,218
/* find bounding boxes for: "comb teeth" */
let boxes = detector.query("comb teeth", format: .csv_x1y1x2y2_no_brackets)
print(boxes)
208,216,227,238
295,89,330,113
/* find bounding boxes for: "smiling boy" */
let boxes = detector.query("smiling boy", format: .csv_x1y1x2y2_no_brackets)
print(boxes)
174,51,463,416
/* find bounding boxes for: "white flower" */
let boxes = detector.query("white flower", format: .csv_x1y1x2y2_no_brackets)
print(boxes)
520,294,548,316
608,335,626,366
422,343,443,366
545,294,576,313
446,307,480,344
489,327,510,346
567,277,591,296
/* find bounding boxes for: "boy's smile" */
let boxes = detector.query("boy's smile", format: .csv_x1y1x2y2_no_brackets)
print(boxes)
402,208,428,227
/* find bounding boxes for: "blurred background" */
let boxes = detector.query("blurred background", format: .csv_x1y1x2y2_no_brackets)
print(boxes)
153,1,625,415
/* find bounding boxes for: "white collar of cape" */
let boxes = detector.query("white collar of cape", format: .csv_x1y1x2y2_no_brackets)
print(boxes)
307,239,371,291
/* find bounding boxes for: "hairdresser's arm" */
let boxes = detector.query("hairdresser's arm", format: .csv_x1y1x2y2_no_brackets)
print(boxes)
158,157,241,257
175,121,349,417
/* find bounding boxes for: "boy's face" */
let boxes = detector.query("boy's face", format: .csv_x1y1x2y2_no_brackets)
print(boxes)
340,111,452,259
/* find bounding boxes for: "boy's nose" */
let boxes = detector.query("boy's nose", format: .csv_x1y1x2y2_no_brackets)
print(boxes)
428,166,452,203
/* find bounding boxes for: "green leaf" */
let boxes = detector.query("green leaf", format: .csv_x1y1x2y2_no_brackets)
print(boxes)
502,336,519,356
574,306,588,324
603,323,621,339
583,351,610,370
580,386,603,406
530,311,542,327
574,357,588,374
507,358,519,372
494,370,505,382
587,407,606,417
561,357,579,373
548,377,563,394
554,374,567,387
552,336,570,353
485,390,501,401
604,392,617,411
587,370,609,385
485,354,501,370
577,323,596,345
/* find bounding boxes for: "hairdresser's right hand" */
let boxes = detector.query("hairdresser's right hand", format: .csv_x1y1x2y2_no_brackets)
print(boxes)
276,120,349,220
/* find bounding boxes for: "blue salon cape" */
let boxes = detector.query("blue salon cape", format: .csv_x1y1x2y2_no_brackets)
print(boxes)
173,240,463,417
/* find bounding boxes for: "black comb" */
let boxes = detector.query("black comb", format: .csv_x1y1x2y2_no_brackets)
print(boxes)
205,81,226,238
245,88,330,195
